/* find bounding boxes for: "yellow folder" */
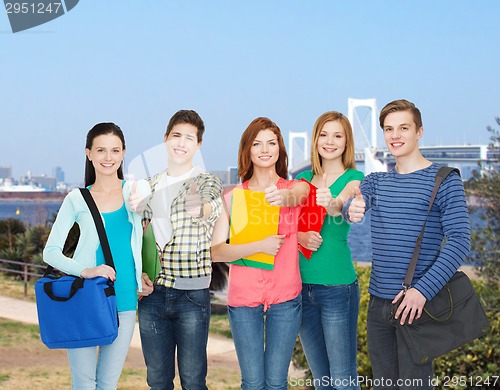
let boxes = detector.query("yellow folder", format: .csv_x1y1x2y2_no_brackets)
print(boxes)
229,188,280,269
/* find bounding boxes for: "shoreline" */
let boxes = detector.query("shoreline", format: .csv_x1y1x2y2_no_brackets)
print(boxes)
0,192,66,202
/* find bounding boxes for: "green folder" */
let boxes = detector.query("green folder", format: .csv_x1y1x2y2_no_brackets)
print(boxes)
142,222,161,281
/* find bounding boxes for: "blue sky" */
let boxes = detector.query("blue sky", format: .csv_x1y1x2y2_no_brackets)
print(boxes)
1,0,499,183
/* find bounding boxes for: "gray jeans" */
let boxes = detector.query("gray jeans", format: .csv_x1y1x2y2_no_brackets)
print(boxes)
367,295,434,390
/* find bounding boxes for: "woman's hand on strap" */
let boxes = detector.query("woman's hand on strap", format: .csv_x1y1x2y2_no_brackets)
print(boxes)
80,265,116,281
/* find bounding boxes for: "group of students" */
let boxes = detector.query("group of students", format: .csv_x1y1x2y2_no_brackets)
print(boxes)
42,99,470,390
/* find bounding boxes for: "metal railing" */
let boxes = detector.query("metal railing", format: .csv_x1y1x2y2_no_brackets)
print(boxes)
0,258,46,296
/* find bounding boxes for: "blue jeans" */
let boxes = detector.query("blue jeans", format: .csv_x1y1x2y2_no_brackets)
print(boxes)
67,310,136,390
228,295,302,390
138,285,210,390
299,281,360,390
367,295,433,390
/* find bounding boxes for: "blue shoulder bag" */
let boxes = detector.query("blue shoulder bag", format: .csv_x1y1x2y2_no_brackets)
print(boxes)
35,188,119,349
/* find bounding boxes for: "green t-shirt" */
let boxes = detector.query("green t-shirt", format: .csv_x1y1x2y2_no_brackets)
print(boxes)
296,168,364,285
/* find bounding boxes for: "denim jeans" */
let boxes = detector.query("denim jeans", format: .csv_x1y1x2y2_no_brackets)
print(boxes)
367,295,434,390
67,310,136,390
299,281,360,390
138,285,210,390
228,294,302,390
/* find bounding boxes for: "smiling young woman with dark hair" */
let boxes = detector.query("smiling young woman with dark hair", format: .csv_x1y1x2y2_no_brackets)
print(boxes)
43,122,151,389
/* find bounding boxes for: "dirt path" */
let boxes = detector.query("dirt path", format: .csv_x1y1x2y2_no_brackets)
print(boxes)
0,344,240,371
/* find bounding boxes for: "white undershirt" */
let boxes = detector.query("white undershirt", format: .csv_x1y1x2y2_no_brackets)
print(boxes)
150,167,201,248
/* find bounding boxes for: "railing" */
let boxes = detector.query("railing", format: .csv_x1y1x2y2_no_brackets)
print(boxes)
0,259,229,307
0,258,46,296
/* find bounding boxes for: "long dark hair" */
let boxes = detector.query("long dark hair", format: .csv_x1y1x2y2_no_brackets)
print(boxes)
84,123,126,187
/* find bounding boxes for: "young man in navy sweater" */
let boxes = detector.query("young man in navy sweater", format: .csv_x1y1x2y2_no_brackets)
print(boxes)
343,99,470,389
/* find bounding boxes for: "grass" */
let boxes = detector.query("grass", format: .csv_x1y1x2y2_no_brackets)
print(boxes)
0,319,40,346
0,272,305,389
0,273,241,389
210,313,233,338
0,317,241,390
0,272,36,301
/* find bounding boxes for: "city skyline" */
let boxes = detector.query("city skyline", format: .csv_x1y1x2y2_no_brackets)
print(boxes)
1,1,499,183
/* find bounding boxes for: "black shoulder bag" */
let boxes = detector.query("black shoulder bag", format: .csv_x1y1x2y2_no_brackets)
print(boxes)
34,188,119,349
395,166,490,365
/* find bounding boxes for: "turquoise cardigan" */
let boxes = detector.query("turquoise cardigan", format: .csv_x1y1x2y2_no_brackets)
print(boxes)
43,180,150,292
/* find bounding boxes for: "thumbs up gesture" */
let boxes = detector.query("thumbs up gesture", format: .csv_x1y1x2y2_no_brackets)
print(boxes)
128,181,148,213
348,187,366,222
185,181,204,218
264,171,282,206
316,174,332,209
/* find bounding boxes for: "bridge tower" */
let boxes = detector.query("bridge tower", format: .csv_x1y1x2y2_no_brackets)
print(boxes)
288,132,308,173
348,98,386,174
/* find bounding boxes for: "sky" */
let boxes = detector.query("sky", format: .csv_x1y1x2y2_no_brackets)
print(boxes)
1,0,499,184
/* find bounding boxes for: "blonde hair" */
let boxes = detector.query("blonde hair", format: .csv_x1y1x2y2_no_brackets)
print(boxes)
310,112,356,175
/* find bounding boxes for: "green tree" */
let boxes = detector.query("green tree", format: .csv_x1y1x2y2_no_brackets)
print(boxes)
0,223,50,277
0,218,26,252
15,225,51,264
466,117,499,309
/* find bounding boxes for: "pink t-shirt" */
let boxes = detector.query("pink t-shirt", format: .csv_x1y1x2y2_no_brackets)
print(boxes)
227,178,302,310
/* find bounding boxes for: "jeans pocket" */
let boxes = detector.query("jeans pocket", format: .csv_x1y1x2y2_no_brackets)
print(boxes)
185,289,210,308
368,294,376,310
287,294,302,313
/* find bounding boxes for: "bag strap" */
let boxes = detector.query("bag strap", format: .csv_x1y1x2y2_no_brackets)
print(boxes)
402,166,460,289
79,188,116,270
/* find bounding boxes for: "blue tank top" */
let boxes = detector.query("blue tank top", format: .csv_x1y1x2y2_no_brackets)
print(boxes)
96,203,137,312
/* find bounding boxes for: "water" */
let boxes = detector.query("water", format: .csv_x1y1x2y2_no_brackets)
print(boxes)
0,200,481,264
348,215,372,262
0,199,375,262
0,201,62,226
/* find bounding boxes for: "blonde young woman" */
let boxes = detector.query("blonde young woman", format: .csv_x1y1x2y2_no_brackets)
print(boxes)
297,112,364,390
211,117,309,390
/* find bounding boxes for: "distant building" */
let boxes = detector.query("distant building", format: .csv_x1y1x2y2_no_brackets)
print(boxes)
31,175,57,191
210,170,231,186
209,167,239,186
53,166,65,183
228,167,238,185
0,166,12,179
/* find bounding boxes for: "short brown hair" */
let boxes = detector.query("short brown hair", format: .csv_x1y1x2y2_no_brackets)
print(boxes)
310,112,356,175
379,99,422,129
165,110,205,143
238,117,288,183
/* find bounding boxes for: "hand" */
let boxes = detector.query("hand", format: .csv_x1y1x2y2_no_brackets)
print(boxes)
129,181,147,213
316,174,332,209
185,182,204,218
348,187,365,222
265,171,282,206
139,273,154,296
80,264,116,281
392,288,427,325
260,234,286,255
298,231,323,251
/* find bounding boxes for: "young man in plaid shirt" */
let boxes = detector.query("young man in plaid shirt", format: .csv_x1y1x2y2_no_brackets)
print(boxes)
137,110,223,390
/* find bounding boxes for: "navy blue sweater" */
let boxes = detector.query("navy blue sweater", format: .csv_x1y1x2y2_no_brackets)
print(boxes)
343,164,470,301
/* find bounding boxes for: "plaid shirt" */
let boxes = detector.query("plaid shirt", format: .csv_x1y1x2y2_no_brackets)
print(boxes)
143,170,223,288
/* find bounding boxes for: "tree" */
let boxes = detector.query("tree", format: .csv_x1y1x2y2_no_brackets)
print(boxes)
466,117,500,309
15,225,51,264
0,218,26,252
